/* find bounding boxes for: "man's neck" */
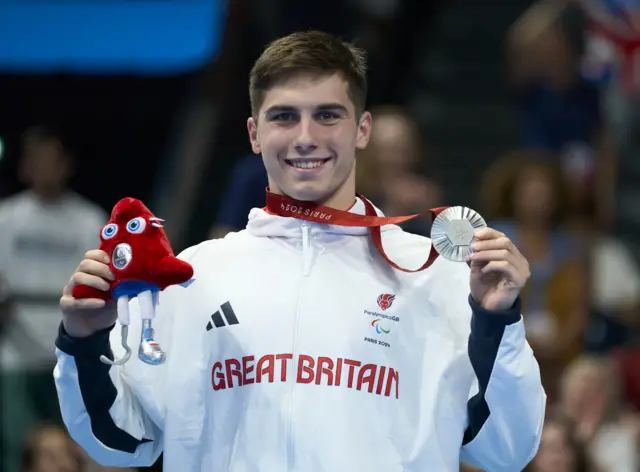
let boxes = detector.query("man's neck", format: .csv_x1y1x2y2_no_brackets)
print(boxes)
312,193,357,211
268,187,356,211
30,187,66,205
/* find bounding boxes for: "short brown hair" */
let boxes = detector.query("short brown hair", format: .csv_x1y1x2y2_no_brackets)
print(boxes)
249,31,368,116
20,125,65,152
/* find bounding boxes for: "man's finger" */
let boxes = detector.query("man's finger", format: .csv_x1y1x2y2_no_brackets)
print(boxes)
479,260,521,282
471,236,514,253
474,227,505,241
62,276,75,296
471,245,529,274
470,249,519,264
78,259,115,281
84,249,110,265
71,272,111,292
60,295,106,312
472,233,527,269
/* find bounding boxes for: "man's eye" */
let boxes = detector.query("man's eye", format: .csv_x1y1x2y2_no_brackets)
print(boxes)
316,111,340,122
272,112,297,122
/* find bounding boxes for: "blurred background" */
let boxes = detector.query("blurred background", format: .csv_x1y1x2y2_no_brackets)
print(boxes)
1,0,639,471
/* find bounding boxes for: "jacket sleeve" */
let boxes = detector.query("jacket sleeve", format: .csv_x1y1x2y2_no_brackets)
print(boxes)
53,315,164,467
53,245,201,467
459,296,546,471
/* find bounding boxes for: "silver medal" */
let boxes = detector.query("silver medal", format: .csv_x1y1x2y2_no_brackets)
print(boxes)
112,243,133,270
431,206,487,262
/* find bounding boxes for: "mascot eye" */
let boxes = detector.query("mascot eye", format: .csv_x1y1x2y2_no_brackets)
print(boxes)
101,223,118,239
126,217,147,234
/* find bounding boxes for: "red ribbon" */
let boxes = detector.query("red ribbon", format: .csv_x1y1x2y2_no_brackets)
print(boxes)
265,190,449,273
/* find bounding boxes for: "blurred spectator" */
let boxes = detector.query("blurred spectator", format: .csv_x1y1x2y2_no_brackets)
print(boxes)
357,105,442,235
208,154,268,238
507,3,617,228
586,234,640,352
481,152,587,400
576,0,640,148
559,355,640,472
18,421,134,472
525,409,599,472
0,126,107,472
19,422,80,472
591,235,640,320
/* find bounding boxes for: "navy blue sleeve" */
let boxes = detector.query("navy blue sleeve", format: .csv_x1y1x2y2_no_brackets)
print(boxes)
55,323,151,453
459,295,545,470
463,295,522,445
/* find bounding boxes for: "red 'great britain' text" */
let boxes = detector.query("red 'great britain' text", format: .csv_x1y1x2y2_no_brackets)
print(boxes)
211,353,399,399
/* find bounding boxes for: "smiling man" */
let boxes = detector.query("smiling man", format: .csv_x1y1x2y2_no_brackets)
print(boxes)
247,58,370,210
53,31,545,472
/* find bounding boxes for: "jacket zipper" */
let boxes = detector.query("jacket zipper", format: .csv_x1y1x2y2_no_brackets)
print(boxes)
287,221,311,471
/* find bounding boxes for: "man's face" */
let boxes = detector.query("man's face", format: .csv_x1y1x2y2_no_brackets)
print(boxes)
34,428,79,472
370,114,420,176
21,140,70,196
248,73,371,206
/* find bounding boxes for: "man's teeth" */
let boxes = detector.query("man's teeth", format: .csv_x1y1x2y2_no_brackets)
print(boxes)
290,160,326,169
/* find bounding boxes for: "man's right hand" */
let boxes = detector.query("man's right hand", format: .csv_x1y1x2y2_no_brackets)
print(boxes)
60,250,117,338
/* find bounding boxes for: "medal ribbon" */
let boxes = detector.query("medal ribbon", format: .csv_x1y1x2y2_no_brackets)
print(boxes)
265,190,449,273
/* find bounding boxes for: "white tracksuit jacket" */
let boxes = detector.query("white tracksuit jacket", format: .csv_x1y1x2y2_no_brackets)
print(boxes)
54,199,546,472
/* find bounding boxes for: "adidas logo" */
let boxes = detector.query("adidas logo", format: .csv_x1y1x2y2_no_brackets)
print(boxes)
206,302,239,331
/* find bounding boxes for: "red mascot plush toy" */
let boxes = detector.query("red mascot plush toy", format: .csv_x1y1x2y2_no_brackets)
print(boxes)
73,198,194,366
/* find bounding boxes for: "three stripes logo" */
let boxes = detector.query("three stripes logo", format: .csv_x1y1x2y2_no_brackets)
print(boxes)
206,302,239,331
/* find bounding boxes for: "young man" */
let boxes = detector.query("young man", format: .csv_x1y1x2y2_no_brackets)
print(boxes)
54,31,545,471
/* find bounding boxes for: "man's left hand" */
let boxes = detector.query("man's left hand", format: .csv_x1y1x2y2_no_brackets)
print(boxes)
468,228,530,311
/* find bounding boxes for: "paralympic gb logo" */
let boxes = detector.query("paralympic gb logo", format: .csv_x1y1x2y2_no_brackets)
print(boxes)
372,319,391,335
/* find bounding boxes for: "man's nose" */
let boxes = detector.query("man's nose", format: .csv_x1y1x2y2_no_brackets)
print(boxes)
294,119,318,155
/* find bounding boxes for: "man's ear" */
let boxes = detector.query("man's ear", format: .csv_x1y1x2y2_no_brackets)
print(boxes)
356,111,372,150
247,117,261,154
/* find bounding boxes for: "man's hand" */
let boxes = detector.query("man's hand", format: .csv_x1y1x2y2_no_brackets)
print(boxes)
60,250,117,338
468,228,530,311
